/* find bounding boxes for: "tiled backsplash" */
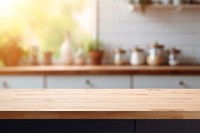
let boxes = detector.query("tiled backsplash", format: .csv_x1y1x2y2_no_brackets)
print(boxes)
98,0,200,64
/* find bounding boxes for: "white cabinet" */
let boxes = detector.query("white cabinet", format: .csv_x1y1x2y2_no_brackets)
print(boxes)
47,75,131,89
0,75,44,89
133,75,200,89
1,74,199,89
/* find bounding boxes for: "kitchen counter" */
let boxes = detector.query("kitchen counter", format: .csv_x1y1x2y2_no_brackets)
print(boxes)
0,65,200,75
0,89,200,119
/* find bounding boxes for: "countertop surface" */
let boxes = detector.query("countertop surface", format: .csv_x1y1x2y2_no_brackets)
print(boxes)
0,65,200,75
1,89,200,119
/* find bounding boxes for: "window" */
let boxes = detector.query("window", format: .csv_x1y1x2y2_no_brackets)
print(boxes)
0,0,94,59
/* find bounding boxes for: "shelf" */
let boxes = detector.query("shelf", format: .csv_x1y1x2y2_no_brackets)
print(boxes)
0,65,200,75
129,4,200,11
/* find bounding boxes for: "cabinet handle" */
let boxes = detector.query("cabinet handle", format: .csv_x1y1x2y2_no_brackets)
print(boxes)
85,79,94,88
85,79,90,85
179,80,189,88
2,80,9,89
179,81,184,86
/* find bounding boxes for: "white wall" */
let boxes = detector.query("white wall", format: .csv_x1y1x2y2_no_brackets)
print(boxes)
98,0,200,64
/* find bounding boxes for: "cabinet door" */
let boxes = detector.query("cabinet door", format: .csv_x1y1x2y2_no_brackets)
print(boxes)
0,76,44,89
133,75,200,89
136,120,200,133
47,75,131,89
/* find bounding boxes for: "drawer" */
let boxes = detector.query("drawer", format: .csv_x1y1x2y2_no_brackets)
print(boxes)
47,75,131,89
0,75,44,89
133,75,200,89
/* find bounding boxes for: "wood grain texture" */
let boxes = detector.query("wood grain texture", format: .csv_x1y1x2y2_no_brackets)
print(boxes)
0,65,200,75
1,89,200,119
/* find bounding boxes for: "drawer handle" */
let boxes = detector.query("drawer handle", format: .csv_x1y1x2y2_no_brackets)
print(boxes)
179,81,184,86
179,81,189,88
85,79,94,88
85,79,90,85
2,81,9,89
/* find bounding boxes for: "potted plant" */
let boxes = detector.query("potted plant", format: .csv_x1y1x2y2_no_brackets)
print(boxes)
84,38,104,65
0,35,24,66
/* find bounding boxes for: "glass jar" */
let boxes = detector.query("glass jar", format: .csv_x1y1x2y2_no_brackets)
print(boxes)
130,47,146,65
168,48,181,66
74,46,86,65
113,48,127,65
147,42,165,66
43,51,53,65
29,46,39,65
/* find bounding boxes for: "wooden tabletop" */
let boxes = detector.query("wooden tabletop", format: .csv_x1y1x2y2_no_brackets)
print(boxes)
0,89,200,119
0,65,200,75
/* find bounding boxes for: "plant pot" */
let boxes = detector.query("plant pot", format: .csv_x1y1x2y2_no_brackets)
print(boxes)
43,51,53,65
89,51,104,65
0,48,4,60
1,45,22,66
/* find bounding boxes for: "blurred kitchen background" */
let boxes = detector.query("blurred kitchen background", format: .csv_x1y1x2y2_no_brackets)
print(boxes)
0,0,199,66
0,0,200,65
0,0,200,89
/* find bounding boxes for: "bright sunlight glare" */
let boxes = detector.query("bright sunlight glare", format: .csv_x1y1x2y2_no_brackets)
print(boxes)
0,0,93,57
74,8,93,34
0,0,17,18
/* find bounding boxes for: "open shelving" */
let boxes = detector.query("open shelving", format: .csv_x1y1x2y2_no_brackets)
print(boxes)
129,4,200,11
